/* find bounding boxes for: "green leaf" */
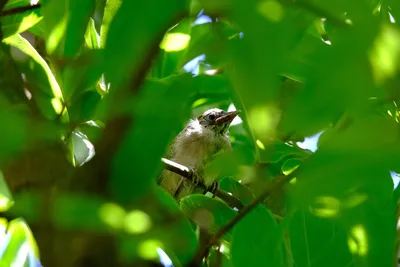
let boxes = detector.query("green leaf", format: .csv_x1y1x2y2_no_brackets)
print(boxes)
84,17,100,49
288,209,352,267
100,0,123,48
52,193,109,231
180,195,237,240
41,0,68,54
0,110,29,161
208,248,234,267
68,89,102,123
1,1,43,38
151,19,191,78
219,177,254,206
110,75,193,203
3,34,66,119
259,141,310,164
281,158,302,175
104,0,189,88
231,205,283,267
64,0,96,57
0,218,40,266
71,129,96,167
0,170,13,212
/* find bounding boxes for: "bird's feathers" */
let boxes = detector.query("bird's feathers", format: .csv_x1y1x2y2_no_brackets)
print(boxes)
158,108,237,200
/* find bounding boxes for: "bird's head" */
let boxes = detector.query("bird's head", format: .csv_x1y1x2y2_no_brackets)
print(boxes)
197,108,241,134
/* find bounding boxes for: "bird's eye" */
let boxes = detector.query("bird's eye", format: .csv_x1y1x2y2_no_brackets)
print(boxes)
208,114,216,121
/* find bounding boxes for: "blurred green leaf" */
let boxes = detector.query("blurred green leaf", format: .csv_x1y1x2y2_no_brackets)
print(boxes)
1,1,43,38
0,170,13,212
219,177,254,206
52,194,108,231
281,158,302,175
0,110,29,160
100,0,122,47
104,0,189,88
64,0,96,57
0,218,40,266
3,34,66,119
288,209,352,267
259,141,310,164
110,74,193,203
41,0,68,54
231,205,282,267
180,194,237,240
208,248,234,267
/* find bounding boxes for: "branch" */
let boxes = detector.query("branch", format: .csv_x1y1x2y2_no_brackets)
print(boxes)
189,170,298,266
161,158,244,210
0,4,41,16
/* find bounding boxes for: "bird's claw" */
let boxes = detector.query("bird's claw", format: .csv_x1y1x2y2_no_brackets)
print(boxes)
189,167,202,186
206,180,219,196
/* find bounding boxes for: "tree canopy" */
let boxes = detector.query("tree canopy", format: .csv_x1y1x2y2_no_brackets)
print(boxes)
0,0,399,266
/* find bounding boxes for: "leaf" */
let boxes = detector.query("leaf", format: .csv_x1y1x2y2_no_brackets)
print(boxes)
3,34,65,119
63,0,96,57
1,1,43,38
62,49,105,102
151,19,191,78
180,195,237,240
219,177,254,206
41,0,68,54
100,0,123,48
0,170,13,212
0,218,40,266
52,193,109,231
104,0,189,88
288,209,352,267
231,205,283,267
84,18,100,49
259,141,310,164
208,248,234,267
71,129,96,167
68,89,102,123
0,110,29,161
281,158,302,175
110,74,193,203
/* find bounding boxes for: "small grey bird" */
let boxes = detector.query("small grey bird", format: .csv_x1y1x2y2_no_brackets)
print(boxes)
158,108,240,200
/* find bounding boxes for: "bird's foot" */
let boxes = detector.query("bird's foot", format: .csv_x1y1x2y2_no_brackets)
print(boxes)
189,167,203,186
206,180,219,197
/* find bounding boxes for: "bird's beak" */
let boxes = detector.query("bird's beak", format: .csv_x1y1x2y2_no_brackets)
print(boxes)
216,110,241,126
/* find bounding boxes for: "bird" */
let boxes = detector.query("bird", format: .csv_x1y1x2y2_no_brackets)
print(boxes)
158,108,240,200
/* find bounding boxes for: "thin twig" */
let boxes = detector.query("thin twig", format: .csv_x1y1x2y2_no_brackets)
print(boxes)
0,4,41,17
161,158,244,210
189,170,297,266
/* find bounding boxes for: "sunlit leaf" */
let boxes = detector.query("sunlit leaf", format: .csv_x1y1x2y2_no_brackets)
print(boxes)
3,34,66,119
0,218,40,266
0,171,13,212
104,0,189,88
100,0,123,47
1,2,43,38
84,18,100,49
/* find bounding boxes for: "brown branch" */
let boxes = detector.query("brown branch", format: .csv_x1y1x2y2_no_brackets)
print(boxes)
161,158,244,210
188,170,298,267
0,4,41,16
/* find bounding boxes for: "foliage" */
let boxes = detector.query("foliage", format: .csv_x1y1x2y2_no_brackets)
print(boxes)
0,0,399,266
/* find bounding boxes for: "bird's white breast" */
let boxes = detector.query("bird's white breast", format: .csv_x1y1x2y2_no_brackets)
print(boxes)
171,119,231,170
